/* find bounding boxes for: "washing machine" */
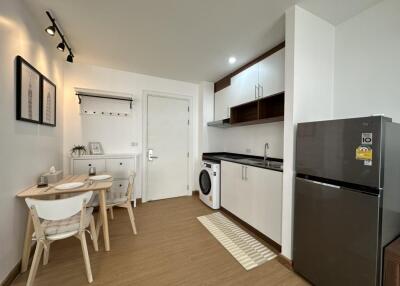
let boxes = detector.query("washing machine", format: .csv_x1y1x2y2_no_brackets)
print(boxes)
199,160,220,209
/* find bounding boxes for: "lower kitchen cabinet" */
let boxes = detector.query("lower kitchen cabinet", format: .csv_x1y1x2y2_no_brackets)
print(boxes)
221,161,282,244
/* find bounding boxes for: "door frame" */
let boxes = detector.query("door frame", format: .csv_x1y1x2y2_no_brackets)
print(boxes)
142,90,194,203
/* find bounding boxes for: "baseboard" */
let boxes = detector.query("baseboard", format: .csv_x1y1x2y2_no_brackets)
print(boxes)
220,207,282,253
277,254,293,270
1,245,35,286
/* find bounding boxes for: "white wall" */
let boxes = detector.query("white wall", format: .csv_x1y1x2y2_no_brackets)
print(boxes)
63,63,199,197
0,0,64,281
208,123,284,158
333,0,400,121
282,5,335,259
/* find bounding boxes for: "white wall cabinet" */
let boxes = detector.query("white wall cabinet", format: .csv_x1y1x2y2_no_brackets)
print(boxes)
71,154,137,204
214,48,285,119
221,160,282,244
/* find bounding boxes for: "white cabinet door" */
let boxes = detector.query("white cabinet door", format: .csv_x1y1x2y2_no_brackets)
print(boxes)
221,161,245,218
214,86,231,120
258,48,285,98
246,165,282,244
106,158,134,179
230,63,259,105
73,159,106,175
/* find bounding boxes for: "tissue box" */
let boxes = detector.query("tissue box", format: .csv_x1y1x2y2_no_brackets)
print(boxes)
42,170,63,184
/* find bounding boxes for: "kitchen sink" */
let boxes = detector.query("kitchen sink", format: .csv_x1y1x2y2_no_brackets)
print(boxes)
235,158,283,169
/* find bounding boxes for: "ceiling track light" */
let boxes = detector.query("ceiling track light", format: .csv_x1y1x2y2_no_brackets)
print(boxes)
45,11,75,63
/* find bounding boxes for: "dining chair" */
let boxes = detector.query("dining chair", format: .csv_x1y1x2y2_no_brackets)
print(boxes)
25,191,98,286
94,173,138,236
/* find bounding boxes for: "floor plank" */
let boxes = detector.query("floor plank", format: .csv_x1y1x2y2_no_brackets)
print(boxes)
12,196,308,286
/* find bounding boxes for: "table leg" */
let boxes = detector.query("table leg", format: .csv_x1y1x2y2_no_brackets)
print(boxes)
98,189,110,251
21,211,34,273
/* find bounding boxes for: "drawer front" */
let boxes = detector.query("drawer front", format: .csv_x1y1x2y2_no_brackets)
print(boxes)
106,158,134,179
73,159,106,175
110,180,133,200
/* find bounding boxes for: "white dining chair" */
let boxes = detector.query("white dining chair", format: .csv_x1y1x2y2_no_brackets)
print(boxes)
25,191,98,286
93,173,138,235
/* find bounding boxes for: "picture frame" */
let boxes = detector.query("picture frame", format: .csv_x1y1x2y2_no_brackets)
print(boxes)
88,142,104,155
16,56,41,124
41,75,57,126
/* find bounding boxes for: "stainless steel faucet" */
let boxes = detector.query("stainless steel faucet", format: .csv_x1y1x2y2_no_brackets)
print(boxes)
264,142,270,164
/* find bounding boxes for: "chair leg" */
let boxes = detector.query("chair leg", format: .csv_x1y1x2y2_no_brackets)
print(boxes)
90,216,99,252
27,241,44,286
126,203,138,235
43,242,50,265
109,207,114,220
79,233,93,283
95,212,103,239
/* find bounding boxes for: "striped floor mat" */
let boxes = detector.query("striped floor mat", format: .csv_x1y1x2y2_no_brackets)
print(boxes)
197,212,277,270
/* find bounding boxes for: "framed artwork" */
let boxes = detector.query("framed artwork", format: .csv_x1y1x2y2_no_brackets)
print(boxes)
16,56,41,123
88,142,104,155
41,75,56,126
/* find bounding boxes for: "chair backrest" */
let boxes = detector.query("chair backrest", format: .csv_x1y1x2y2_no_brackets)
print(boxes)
126,172,136,199
25,191,93,221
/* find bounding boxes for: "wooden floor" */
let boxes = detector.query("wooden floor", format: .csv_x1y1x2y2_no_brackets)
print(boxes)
12,196,308,286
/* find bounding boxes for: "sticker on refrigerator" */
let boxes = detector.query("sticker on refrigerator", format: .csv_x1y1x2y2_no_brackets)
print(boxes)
361,133,373,145
364,160,372,166
356,146,373,161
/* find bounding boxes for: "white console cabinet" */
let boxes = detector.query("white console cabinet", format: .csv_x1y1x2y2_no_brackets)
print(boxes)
71,154,138,205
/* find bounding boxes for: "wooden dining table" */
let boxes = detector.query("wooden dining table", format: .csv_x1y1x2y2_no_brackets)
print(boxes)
17,174,113,273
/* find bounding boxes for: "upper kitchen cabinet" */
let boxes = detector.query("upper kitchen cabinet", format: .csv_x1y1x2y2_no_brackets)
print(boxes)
214,84,231,121
230,63,259,105
258,48,285,98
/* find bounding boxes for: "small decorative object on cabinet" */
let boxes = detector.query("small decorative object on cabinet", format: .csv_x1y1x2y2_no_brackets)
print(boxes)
41,74,56,126
71,145,87,157
16,56,41,124
88,142,104,155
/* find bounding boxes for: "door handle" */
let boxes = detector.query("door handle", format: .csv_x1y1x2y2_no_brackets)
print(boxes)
148,149,159,161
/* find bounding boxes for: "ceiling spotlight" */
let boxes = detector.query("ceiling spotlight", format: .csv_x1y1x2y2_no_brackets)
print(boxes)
57,42,65,51
66,54,74,63
45,25,56,36
228,57,237,64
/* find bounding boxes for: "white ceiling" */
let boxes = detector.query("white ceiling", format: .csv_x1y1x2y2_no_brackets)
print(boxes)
24,0,381,83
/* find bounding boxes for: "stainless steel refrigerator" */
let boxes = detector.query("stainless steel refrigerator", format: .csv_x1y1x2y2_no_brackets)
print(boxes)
293,116,400,286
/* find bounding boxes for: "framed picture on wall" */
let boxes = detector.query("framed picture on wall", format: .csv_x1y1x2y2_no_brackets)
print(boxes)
41,75,56,126
88,142,104,155
16,56,41,123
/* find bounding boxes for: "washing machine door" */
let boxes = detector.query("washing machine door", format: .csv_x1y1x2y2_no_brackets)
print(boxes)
199,169,212,195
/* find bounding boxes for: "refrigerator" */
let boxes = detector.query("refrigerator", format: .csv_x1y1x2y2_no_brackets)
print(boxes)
293,116,400,286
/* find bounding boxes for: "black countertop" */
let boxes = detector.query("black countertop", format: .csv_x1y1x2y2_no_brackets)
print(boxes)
202,152,283,172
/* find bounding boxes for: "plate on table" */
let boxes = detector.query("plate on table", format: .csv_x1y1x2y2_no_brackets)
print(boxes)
55,182,85,190
90,175,112,181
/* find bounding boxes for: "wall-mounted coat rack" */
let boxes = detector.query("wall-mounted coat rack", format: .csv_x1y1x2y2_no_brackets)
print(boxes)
75,88,135,109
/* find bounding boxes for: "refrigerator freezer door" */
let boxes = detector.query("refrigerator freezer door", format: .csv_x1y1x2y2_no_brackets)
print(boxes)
293,177,380,286
296,116,390,189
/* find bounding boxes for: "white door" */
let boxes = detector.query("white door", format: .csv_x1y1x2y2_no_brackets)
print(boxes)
258,48,285,98
147,95,189,201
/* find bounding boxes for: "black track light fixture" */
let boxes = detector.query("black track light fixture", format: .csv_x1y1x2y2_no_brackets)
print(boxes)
57,42,65,51
45,25,56,36
45,11,75,63
66,54,74,63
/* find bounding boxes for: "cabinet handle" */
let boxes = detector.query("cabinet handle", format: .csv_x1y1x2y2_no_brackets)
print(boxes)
241,166,244,180
245,166,248,180
259,84,263,98
254,85,257,99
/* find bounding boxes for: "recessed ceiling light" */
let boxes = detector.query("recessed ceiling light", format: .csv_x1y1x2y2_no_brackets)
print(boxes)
228,57,237,64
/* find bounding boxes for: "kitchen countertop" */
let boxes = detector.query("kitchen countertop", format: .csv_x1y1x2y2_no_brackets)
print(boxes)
202,152,283,172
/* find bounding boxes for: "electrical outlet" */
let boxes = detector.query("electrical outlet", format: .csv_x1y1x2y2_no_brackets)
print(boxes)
245,148,251,154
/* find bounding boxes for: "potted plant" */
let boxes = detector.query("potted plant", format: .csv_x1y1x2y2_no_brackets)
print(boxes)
71,145,87,157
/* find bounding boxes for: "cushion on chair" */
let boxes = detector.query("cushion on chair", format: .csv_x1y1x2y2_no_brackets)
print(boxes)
41,207,93,236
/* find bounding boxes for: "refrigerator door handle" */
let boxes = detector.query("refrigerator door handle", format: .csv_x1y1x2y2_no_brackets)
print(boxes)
297,177,341,189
